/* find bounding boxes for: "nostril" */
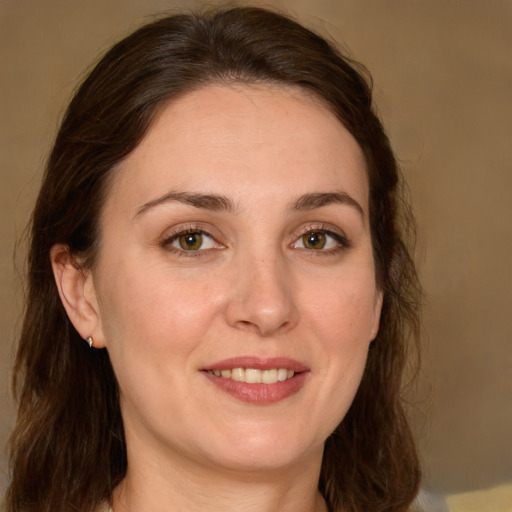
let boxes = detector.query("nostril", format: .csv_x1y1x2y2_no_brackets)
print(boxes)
235,319,261,332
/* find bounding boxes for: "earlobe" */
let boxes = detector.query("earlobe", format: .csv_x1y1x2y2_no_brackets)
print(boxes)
50,244,106,348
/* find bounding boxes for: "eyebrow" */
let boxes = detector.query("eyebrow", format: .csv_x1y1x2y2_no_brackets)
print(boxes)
135,191,235,217
135,189,364,219
290,191,365,218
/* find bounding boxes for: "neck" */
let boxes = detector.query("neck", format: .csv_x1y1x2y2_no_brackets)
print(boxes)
112,441,327,512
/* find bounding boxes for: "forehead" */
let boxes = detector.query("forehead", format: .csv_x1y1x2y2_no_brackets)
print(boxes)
105,83,369,215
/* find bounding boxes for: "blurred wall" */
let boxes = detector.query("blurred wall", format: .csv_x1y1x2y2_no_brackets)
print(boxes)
1,0,511,503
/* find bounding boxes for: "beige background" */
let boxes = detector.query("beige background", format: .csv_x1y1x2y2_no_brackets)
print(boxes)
1,0,511,506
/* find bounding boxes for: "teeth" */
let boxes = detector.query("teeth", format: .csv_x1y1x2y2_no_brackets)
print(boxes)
277,368,288,381
245,368,261,383
208,367,295,383
231,368,245,381
261,369,278,384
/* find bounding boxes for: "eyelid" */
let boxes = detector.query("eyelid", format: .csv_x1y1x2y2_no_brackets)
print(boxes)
160,224,225,255
158,222,350,256
291,223,351,251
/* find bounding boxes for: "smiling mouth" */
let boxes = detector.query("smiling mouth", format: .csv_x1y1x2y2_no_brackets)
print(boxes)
206,368,295,384
203,358,308,403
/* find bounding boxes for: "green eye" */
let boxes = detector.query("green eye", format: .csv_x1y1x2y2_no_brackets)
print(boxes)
302,232,326,250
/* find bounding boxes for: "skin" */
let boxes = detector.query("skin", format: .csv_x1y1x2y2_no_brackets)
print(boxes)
52,84,382,512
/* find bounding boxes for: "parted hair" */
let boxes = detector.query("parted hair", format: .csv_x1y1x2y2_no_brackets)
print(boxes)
6,6,422,512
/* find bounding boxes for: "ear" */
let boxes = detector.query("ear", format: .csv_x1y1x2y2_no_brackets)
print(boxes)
370,289,384,341
50,244,106,348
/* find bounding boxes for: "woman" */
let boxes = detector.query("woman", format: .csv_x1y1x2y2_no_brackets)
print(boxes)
6,6,422,512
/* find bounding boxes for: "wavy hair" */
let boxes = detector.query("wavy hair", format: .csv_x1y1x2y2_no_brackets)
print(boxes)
6,6,421,512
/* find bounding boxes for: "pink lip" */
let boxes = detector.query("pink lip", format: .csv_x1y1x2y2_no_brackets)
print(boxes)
203,356,309,372
201,356,310,404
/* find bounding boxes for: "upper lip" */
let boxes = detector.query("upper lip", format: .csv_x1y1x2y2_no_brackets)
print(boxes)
203,356,309,373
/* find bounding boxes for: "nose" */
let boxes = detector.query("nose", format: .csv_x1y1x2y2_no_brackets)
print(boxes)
225,254,299,337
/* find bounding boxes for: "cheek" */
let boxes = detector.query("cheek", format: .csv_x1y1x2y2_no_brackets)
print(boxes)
94,260,223,430
301,267,378,424
305,265,379,344
311,286,374,374
95,257,221,370
101,247,205,320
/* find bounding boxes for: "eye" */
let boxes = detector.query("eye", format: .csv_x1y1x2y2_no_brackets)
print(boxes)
291,228,349,252
163,229,220,253
301,231,329,250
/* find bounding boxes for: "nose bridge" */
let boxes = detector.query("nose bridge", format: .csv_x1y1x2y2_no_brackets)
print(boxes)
226,245,298,336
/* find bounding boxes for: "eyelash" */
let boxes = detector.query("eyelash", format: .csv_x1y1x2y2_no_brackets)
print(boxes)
160,224,351,257
160,226,222,257
291,224,351,255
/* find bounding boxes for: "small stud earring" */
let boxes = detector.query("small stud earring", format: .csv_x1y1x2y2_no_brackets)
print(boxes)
86,336,94,348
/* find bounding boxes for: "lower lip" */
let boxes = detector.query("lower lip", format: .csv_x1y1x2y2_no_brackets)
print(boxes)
203,371,309,404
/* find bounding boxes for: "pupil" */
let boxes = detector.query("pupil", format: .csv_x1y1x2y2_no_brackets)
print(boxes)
179,233,202,250
308,233,319,245
185,234,196,246
304,232,325,249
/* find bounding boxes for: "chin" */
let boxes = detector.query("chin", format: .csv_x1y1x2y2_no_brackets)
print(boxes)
197,429,324,475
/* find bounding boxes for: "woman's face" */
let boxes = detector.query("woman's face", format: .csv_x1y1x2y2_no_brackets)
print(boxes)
90,84,382,475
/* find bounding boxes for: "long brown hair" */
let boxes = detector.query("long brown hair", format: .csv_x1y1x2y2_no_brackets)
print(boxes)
6,6,421,512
